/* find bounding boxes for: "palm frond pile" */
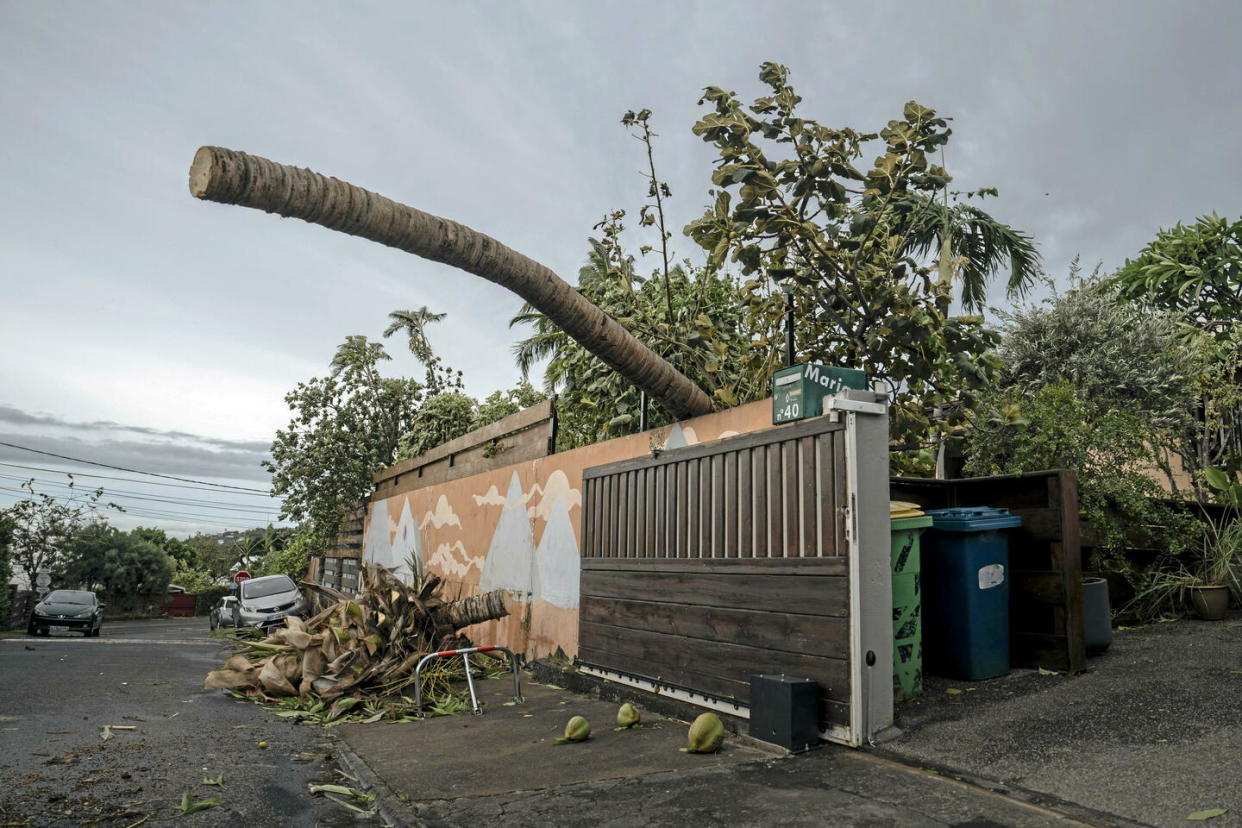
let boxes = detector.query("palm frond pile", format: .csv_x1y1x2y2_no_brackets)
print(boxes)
204,564,508,709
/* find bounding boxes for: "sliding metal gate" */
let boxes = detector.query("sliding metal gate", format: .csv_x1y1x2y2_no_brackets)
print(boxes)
577,392,893,746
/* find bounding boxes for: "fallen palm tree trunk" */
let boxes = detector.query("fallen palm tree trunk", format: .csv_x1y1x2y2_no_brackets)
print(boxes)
205,563,508,703
188,146,715,420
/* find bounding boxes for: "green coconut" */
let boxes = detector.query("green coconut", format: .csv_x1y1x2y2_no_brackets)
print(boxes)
555,715,591,744
616,703,641,729
685,712,725,753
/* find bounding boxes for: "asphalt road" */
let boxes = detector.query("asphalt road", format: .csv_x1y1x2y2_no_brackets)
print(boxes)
0,617,361,827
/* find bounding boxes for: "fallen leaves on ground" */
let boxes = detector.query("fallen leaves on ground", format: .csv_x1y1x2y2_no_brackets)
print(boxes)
172,792,219,817
1187,808,1228,821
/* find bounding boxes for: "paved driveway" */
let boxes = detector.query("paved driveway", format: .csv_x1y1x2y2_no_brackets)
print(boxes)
887,615,1242,827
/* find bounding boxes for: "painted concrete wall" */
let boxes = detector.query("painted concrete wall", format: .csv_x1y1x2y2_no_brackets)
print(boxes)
362,399,777,659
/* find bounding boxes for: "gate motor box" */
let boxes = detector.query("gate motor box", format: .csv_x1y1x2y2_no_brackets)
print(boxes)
749,674,820,752
772,363,869,424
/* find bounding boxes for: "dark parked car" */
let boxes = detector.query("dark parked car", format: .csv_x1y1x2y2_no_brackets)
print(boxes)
28,590,104,637
208,595,239,630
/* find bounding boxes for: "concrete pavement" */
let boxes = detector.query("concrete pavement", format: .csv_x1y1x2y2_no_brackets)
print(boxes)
336,678,1098,827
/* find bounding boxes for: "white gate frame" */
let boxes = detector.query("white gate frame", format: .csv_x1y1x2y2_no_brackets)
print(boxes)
828,390,895,746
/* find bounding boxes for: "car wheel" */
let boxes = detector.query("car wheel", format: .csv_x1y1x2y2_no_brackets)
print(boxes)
38,627,49,636
92,624,101,638
210,615,218,631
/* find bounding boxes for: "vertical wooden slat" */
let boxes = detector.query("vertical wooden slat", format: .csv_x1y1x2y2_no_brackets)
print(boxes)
782,440,799,559
594,478,604,557
799,437,817,557
619,472,631,557
707,454,722,558
834,431,848,556
650,466,660,556
653,465,665,557
737,448,753,558
635,470,647,557
686,460,699,558
723,451,738,557
752,446,768,557
699,457,712,558
816,434,833,556
670,466,680,556
582,479,594,557
593,478,604,558
609,473,618,558
767,443,784,557
601,476,611,561
633,470,643,558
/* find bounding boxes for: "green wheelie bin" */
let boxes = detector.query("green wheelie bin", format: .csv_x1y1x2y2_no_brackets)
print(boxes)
890,503,933,701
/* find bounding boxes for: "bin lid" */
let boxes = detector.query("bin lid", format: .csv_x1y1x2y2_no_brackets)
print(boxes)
891,514,934,531
925,506,1022,531
889,500,924,519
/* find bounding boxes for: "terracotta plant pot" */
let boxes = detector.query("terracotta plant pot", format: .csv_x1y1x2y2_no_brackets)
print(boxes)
1188,585,1230,621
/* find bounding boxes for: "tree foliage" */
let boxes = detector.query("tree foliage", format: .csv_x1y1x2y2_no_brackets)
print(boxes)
512,112,770,449
992,264,1211,491
5,480,114,589
1111,214,1242,340
396,382,547,461
684,64,1039,470
265,335,428,548
253,525,314,580
1111,214,1242,477
62,524,174,601
0,509,14,621
513,224,765,449
965,381,1197,614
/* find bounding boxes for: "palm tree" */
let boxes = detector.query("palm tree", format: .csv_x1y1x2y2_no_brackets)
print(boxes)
383,306,446,364
892,193,1042,311
189,146,714,419
510,239,631,388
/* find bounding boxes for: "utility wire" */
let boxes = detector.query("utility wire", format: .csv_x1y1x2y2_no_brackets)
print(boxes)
0,485,278,528
0,460,282,499
0,440,271,493
0,472,281,514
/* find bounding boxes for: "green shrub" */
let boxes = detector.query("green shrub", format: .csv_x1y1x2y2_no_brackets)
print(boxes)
965,381,1198,617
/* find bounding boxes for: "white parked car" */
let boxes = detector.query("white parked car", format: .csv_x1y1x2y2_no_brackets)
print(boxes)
231,575,306,629
208,595,239,630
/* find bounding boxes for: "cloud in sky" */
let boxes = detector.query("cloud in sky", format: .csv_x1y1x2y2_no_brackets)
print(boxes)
2,0,1241,536
0,404,280,537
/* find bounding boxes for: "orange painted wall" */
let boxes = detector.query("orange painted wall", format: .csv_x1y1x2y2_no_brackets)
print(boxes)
362,399,777,659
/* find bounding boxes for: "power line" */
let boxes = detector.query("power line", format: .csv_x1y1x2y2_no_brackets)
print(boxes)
0,472,281,515
0,485,279,528
0,460,282,499
0,440,271,493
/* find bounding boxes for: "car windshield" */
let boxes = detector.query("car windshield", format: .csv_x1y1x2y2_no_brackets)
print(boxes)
241,576,295,600
44,590,94,605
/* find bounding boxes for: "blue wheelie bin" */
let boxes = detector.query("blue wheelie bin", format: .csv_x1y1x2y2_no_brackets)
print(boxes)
921,507,1022,681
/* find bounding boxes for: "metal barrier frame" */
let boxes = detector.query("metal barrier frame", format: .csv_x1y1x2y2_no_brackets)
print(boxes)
412,645,523,715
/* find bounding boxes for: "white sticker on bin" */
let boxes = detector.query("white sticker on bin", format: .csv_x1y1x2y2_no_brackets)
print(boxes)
978,564,1005,590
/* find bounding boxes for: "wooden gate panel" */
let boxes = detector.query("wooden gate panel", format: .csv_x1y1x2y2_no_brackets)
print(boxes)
579,417,853,732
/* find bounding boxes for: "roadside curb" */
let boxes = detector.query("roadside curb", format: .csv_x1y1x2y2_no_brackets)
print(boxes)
865,747,1153,828
334,736,412,828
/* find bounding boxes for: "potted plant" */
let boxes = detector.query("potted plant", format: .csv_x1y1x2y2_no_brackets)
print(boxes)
1186,469,1241,621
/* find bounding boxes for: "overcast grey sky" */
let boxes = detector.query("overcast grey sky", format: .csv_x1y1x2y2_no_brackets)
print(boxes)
2,0,1240,534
